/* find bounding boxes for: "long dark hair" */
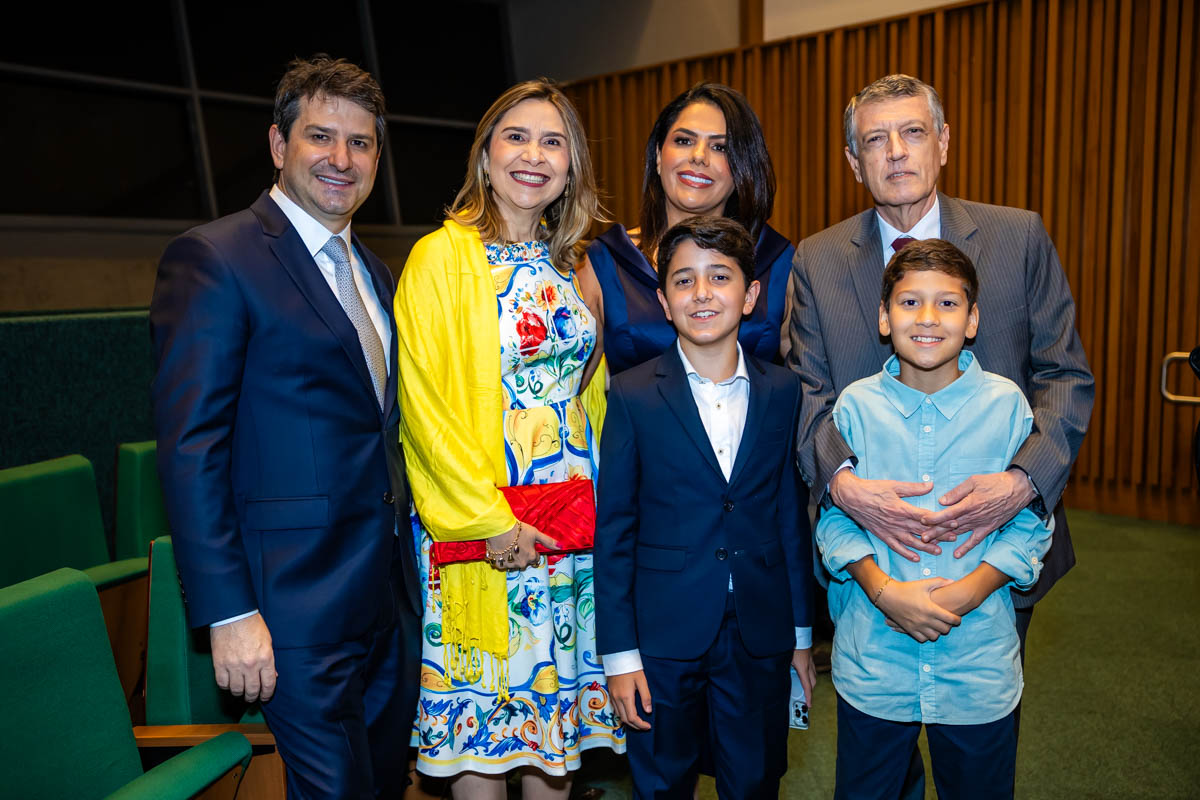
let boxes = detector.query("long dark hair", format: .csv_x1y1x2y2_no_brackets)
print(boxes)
637,82,776,263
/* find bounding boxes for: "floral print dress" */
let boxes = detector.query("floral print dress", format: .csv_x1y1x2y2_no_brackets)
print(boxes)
412,239,625,777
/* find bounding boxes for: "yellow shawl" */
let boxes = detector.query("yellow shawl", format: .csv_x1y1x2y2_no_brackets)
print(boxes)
395,219,514,694
394,219,608,696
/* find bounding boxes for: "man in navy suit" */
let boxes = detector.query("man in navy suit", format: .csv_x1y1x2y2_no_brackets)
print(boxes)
596,217,815,799
151,56,420,799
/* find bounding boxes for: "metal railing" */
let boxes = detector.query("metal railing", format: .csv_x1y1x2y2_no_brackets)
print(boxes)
1161,350,1200,406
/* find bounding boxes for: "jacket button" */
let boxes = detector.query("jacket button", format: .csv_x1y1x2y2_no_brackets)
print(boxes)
723,500,734,512
382,491,395,505
716,548,728,560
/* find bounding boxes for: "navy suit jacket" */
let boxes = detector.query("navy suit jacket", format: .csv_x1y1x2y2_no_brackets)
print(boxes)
150,190,418,648
595,345,814,661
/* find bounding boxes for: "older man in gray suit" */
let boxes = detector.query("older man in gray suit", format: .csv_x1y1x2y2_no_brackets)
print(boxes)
788,74,1093,653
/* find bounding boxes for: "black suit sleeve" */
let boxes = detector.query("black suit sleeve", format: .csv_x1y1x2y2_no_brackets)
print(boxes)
594,378,641,656
1009,214,1095,511
787,240,856,495
150,231,257,627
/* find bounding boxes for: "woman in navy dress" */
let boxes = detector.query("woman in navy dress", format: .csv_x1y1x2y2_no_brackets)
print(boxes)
586,82,793,374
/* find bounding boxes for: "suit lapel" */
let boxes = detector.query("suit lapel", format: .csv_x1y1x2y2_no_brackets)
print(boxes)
656,349,726,483
726,355,771,488
252,192,381,418
847,209,887,336
937,193,982,269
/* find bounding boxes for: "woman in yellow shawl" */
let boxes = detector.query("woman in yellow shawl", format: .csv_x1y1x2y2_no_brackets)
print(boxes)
394,79,623,798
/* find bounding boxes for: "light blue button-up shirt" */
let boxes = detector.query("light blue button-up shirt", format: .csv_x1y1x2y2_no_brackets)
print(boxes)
816,351,1053,724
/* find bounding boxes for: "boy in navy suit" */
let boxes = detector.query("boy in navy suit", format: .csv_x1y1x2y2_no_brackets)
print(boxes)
595,216,816,799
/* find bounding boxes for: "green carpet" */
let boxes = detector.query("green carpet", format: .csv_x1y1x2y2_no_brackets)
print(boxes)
571,509,1200,798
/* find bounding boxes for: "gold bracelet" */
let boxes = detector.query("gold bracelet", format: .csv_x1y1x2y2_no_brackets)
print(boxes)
486,521,523,563
872,576,893,607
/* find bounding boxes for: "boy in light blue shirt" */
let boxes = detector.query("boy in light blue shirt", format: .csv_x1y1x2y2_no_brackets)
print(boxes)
816,239,1053,799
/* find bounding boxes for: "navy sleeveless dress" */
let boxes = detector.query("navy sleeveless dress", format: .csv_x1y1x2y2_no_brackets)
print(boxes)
586,223,794,374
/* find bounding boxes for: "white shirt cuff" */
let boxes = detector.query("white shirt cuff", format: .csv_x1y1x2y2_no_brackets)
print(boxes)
601,649,644,676
795,627,812,650
603,631,811,675
829,459,855,490
211,609,258,628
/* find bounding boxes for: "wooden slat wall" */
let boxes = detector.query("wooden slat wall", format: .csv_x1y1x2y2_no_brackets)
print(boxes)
564,0,1200,525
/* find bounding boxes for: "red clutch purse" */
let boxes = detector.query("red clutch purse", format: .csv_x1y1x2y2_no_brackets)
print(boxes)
430,479,595,566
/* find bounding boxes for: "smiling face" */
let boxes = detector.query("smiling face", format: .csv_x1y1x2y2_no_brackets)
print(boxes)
657,238,760,357
269,93,380,233
656,102,735,228
483,98,570,241
879,267,979,394
846,94,950,231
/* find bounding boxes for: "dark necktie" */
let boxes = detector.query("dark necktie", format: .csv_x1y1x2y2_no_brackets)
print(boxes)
891,236,917,252
322,235,387,410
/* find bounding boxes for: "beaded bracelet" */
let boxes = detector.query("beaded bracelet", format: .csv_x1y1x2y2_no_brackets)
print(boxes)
872,576,893,607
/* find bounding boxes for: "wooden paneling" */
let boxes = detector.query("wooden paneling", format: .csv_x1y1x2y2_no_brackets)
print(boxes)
564,0,1200,525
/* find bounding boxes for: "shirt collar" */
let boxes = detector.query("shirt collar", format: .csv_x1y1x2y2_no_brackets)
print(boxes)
880,349,983,419
676,340,749,386
269,184,352,258
877,195,941,250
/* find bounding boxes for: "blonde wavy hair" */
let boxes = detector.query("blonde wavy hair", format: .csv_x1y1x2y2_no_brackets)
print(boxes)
447,79,604,268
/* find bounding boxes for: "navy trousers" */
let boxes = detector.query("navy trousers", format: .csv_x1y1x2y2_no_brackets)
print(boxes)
835,695,1017,800
898,605,1033,800
262,539,421,799
625,594,791,800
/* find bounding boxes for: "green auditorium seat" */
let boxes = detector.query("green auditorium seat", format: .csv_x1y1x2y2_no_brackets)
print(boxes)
146,536,265,727
116,441,171,560
0,454,146,588
0,454,149,708
0,568,251,800
142,537,285,799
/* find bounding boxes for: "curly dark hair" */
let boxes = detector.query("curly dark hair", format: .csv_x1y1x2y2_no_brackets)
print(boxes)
656,215,756,293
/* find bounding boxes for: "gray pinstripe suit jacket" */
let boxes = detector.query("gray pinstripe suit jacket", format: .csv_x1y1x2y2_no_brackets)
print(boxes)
787,193,1094,606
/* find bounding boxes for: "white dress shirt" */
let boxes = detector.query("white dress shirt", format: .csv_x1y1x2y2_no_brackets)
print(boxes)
604,343,812,676
212,187,392,629
268,184,392,369
877,195,942,265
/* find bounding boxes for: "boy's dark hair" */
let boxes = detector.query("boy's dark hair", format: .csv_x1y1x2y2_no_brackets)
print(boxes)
274,55,387,144
881,238,979,308
656,216,756,293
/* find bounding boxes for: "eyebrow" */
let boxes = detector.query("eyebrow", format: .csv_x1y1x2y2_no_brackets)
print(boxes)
671,126,727,139
304,123,375,142
862,119,927,136
500,125,567,139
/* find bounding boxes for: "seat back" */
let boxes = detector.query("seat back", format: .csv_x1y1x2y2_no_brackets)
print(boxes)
0,455,110,588
0,568,142,799
146,536,258,725
115,441,171,559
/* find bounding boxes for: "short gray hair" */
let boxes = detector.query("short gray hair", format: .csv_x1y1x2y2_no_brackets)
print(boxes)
843,74,945,157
